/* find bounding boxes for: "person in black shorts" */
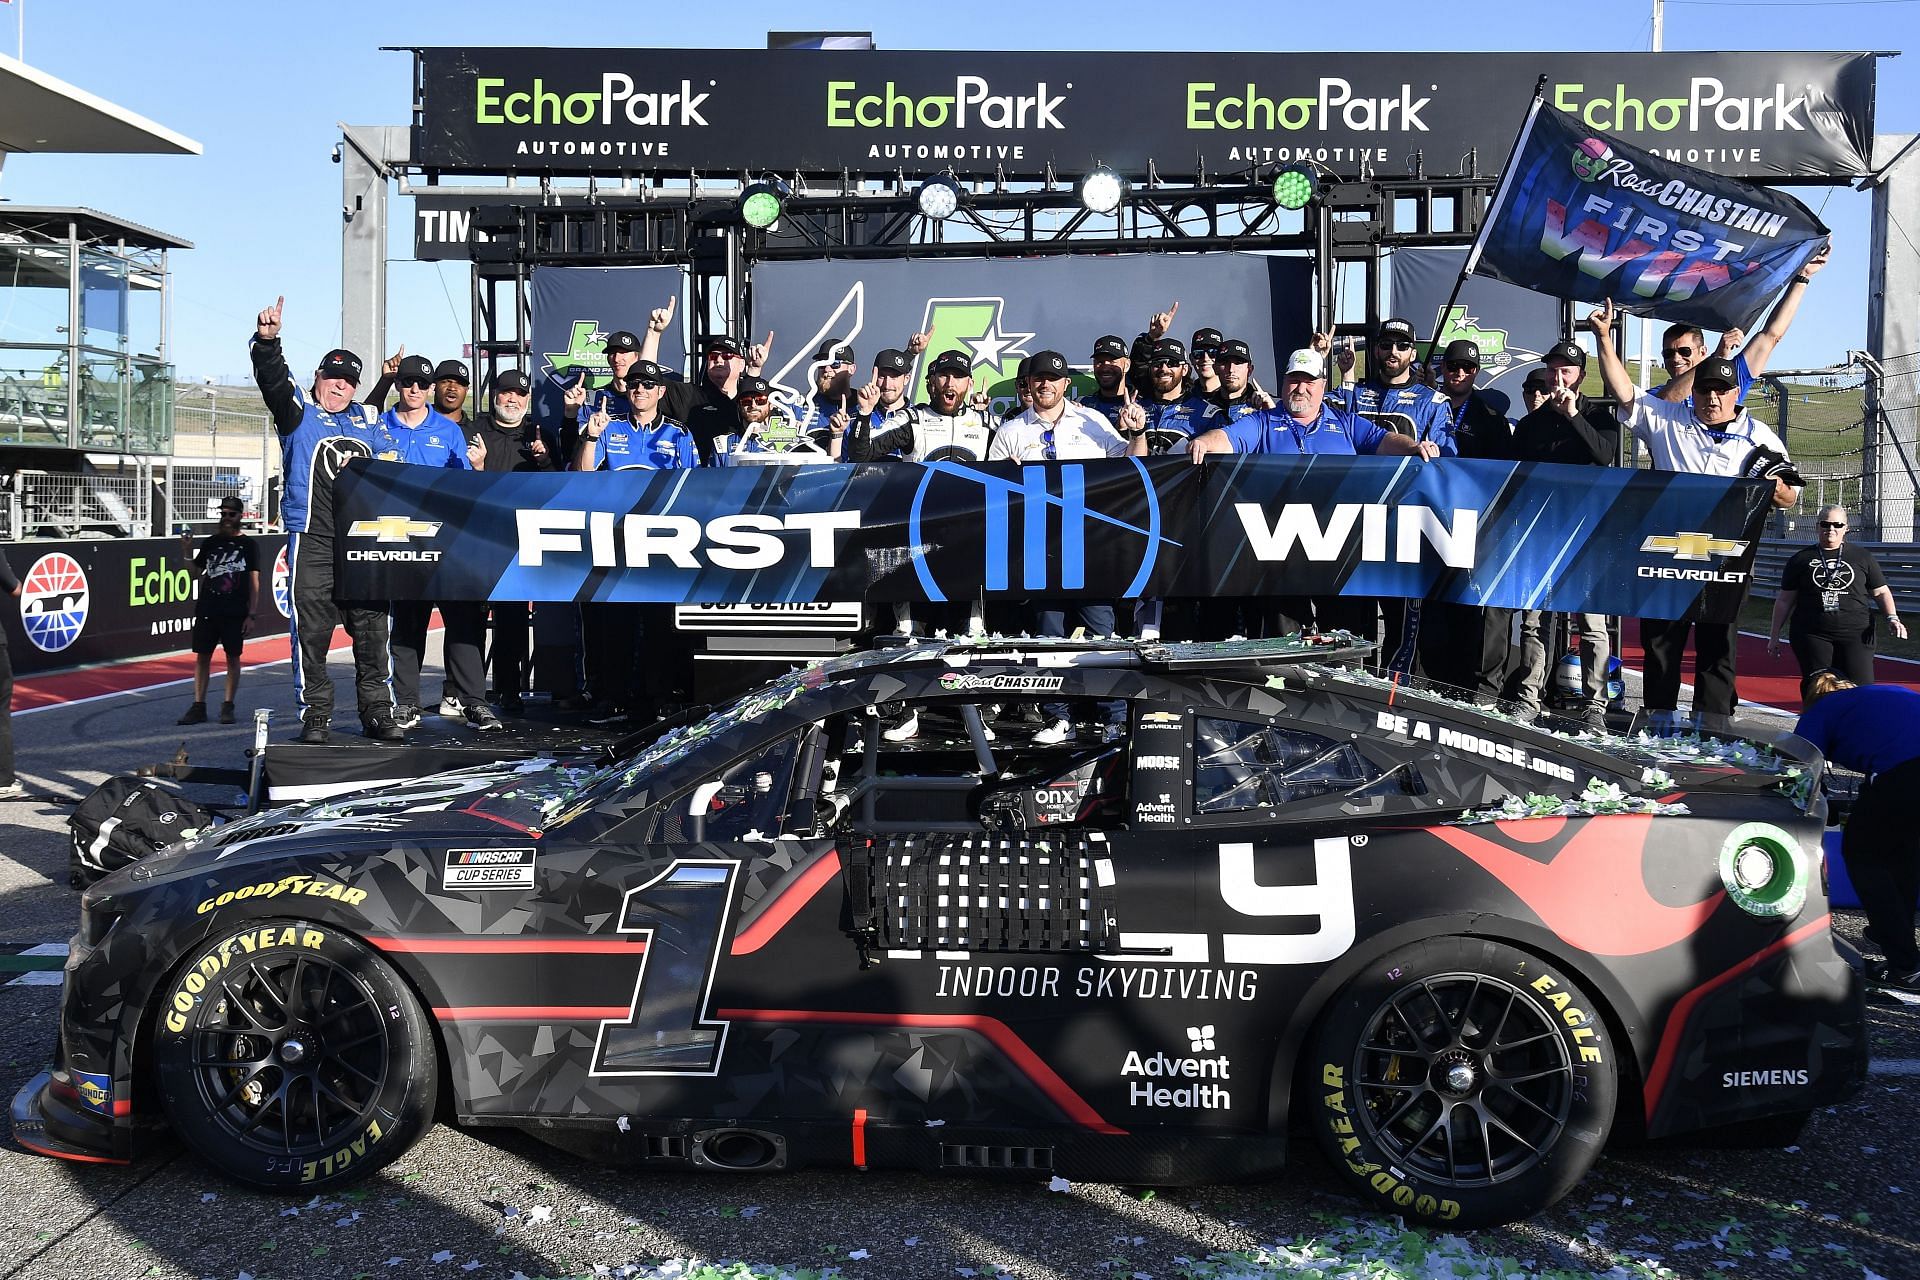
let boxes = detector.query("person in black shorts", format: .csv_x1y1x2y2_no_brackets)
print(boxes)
1769,505,1906,685
177,496,260,725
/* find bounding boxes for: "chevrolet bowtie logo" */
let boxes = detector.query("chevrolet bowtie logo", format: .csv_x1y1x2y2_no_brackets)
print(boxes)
348,517,443,543
1641,532,1750,562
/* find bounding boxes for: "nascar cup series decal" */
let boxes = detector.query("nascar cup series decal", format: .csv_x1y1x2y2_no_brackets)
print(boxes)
443,848,539,891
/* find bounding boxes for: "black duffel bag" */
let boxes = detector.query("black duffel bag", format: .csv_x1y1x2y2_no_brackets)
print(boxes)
68,777,218,887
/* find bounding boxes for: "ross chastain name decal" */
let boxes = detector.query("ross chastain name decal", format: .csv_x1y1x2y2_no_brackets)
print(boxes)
1375,711,1575,783
939,671,1065,693
1236,503,1477,568
517,509,858,570
1724,1068,1809,1087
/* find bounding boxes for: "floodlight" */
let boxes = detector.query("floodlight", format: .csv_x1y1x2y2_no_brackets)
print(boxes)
915,175,963,220
739,177,791,229
1272,164,1318,211
1077,166,1127,215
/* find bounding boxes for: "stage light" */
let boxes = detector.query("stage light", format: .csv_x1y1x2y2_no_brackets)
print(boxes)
739,177,791,229
1077,167,1127,215
915,175,963,220
1272,164,1318,211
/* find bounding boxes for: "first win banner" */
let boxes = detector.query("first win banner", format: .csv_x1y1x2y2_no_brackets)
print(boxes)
336,457,1771,622
1466,101,1829,331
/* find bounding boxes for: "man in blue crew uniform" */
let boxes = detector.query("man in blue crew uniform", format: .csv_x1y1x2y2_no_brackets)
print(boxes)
1206,338,1266,424
380,355,497,734
557,328,642,459
1189,326,1225,397
248,296,401,745
843,348,921,463
1138,338,1215,447
575,358,697,725
792,337,858,450
1080,335,1133,428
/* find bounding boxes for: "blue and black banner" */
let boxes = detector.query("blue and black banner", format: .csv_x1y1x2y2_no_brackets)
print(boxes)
1466,101,1829,332
335,456,1770,622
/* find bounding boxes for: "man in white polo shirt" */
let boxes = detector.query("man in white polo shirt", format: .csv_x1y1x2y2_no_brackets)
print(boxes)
989,350,1148,743
1590,299,1800,726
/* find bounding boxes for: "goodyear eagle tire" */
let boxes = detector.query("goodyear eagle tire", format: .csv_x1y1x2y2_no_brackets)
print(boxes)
1307,936,1616,1228
152,918,437,1191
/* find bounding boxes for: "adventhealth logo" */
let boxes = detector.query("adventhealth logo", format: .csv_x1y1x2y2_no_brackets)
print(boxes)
474,75,712,127
827,77,1068,130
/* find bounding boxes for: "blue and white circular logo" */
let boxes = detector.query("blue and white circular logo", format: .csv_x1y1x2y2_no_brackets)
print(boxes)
20,551,90,652
272,544,291,619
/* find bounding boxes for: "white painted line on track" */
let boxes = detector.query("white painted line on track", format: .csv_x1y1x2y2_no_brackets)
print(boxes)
4,971,63,988
1870,1058,1920,1075
19,943,67,957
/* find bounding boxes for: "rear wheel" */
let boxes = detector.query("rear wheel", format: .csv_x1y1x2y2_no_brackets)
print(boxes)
1307,936,1617,1227
152,919,437,1190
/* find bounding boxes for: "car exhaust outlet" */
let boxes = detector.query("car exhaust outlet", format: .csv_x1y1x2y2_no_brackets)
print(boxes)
690,1127,786,1172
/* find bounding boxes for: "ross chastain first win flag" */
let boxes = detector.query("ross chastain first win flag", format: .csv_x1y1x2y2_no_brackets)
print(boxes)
1464,99,1829,331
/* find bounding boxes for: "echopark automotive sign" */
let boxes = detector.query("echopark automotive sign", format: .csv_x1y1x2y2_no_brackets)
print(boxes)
412,48,1876,181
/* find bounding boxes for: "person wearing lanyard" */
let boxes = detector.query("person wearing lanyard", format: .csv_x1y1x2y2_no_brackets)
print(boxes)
1769,506,1907,684
988,351,1148,745
1592,299,1801,728
1795,670,1920,990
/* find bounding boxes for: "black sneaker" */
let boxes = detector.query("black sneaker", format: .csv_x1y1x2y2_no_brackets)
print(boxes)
177,702,208,726
361,715,405,743
219,702,236,724
1867,959,1920,993
465,704,503,732
587,704,631,727
391,703,423,730
297,717,331,745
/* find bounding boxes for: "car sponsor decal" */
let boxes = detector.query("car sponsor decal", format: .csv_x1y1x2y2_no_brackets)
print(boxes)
196,874,369,915
72,1070,113,1115
1373,710,1574,782
442,847,538,891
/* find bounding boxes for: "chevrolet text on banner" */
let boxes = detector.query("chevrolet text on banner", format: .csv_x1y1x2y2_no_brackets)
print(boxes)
1464,99,1829,331
411,49,1876,182
335,457,1771,623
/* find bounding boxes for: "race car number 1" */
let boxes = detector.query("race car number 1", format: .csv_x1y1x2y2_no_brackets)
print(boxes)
590,860,738,1077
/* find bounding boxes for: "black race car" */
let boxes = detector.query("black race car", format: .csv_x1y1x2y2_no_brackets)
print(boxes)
13,637,1865,1227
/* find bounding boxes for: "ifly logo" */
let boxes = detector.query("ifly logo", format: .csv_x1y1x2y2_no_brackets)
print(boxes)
908,459,1175,601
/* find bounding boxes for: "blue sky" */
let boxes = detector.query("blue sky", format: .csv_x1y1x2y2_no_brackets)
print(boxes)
1,1,1913,383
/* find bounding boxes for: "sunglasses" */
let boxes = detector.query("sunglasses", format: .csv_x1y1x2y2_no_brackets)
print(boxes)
823,360,852,369
1524,384,1552,394
1150,358,1184,369
1377,339,1415,351
396,377,432,389
739,395,771,406
1443,361,1477,373
706,348,742,359
1191,346,1219,358
1661,345,1695,359
629,379,662,390
1819,521,1848,529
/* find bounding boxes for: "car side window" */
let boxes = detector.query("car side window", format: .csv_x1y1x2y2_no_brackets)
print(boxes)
1193,716,1391,814
653,730,807,843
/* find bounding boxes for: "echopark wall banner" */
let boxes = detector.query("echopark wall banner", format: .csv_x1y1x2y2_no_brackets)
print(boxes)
412,49,1875,181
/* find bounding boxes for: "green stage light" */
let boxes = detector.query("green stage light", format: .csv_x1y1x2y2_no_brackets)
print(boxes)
739,178,791,229
1272,164,1317,211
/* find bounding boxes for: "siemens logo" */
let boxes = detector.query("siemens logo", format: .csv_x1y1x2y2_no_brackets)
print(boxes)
1235,502,1477,567
517,509,858,570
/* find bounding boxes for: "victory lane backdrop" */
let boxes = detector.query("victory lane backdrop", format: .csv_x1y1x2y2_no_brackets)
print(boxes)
0,535,290,676
528,265,686,428
334,458,1771,622
1466,101,1830,332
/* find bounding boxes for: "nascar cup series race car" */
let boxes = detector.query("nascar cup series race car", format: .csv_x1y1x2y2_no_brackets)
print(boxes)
12,636,1865,1228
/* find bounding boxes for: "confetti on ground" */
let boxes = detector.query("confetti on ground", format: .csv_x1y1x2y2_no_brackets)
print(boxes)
1047,1176,1071,1192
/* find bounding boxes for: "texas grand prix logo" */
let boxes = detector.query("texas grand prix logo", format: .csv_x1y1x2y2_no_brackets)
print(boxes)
20,552,89,652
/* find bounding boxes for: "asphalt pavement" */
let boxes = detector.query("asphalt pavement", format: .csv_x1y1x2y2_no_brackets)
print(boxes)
0,644,1916,1280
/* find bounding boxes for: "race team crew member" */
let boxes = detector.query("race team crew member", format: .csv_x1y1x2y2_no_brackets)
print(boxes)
991,350,1148,744
1138,339,1216,446
1503,342,1621,724
1328,317,1455,447
1207,339,1266,423
577,359,696,725
430,358,470,427
1080,334,1133,428
471,369,559,716
1795,672,1920,991
1592,300,1801,726
1770,505,1907,685
711,375,809,460
1431,340,1512,459
248,296,401,745
1652,243,1828,404
791,337,859,449
843,348,921,462
642,298,773,461
908,350,995,462
380,355,497,733
175,496,259,728
1189,326,1225,396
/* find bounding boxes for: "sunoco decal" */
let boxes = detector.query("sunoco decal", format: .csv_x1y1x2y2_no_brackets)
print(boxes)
443,847,539,890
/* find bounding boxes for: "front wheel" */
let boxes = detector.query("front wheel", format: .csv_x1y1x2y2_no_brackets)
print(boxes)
153,919,438,1190
1307,936,1617,1228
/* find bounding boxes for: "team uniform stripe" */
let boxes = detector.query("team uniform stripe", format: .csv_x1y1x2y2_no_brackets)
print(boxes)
717,1008,1125,1135
731,850,842,955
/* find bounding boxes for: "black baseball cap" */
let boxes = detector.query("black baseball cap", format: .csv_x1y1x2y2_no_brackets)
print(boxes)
812,338,855,364
928,350,972,377
1015,356,1032,380
624,359,671,387
1027,350,1070,379
1522,368,1554,391
873,348,911,375
603,330,642,355
1694,357,1740,390
493,369,532,394
734,374,772,399
703,334,745,357
1092,334,1129,360
1376,318,1418,345
394,354,436,383
317,349,363,384
433,359,470,386
1150,338,1188,364
1442,339,1481,368
1216,338,1253,364
1191,327,1225,349
1544,339,1587,369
